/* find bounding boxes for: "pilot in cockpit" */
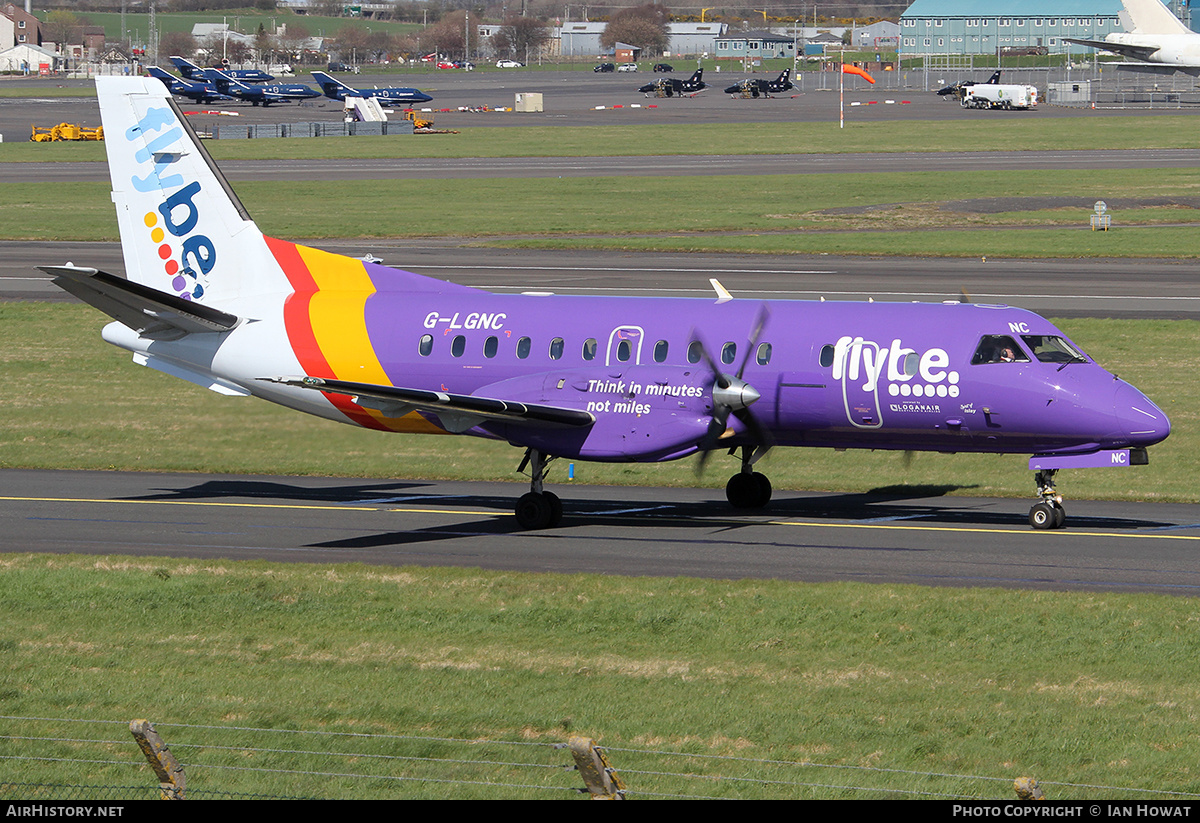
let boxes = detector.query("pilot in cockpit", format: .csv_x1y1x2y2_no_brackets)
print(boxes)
972,335,1027,365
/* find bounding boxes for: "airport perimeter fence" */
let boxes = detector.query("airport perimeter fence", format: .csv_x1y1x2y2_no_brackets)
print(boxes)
4,715,1200,800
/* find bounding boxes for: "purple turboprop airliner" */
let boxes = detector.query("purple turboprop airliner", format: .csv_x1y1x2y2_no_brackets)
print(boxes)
42,77,1171,531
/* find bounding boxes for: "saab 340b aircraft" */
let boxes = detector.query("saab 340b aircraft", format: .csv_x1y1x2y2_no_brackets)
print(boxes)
42,77,1170,530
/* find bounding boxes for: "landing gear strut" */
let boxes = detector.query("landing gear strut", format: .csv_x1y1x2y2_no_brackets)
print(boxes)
725,446,772,509
1029,469,1066,530
514,448,563,530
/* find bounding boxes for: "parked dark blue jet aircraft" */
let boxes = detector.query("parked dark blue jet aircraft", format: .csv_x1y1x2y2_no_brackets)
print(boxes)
170,56,319,105
310,71,433,106
638,68,706,96
145,66,234,104
169,55,274,82
724,69,795,97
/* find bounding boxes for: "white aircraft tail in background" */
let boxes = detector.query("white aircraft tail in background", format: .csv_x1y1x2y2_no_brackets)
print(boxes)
1066,0,1200,73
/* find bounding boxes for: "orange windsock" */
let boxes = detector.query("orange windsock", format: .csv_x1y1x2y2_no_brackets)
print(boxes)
841,64,875,84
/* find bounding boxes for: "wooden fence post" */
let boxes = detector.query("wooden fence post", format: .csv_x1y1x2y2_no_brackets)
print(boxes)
568,736,626,799
130,719,186,800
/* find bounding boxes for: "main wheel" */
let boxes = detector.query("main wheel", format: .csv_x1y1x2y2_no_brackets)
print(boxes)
543,491,564,528
727,472,772,509
515,492,553,530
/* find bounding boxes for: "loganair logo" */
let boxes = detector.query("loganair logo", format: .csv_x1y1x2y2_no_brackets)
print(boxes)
829,335,961,400
125,106,216,301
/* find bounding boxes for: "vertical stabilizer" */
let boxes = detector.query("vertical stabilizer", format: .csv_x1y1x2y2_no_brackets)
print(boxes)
1121,0,1190,34
97,75,278,305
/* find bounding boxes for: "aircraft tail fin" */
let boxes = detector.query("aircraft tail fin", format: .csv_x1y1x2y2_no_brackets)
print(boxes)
987,70,1001,84
310,70,349,98
96,75,280,306
1121,0,1190,34
691,68,703,81
168,55,204,79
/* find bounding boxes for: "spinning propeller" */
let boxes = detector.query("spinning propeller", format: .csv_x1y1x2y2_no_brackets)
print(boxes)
691,305,773,473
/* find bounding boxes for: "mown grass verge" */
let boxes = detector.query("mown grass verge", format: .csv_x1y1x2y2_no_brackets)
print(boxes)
2,303,1193,504
2,554,1200,799
7,115,1200,161
8,170,1200,260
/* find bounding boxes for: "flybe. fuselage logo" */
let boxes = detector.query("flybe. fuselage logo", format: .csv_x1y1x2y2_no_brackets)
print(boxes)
829,335,961,399
125,105,216,301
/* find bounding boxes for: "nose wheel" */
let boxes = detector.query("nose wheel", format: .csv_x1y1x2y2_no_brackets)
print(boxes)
1029,469,1066,530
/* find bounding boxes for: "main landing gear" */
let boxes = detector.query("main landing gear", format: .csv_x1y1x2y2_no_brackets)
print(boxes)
514,448,563,530
725,446,773,510
1029,469,1066,530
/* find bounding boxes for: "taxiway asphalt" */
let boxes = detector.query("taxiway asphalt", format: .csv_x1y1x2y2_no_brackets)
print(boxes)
6,469,1200,595
5,241,1197,320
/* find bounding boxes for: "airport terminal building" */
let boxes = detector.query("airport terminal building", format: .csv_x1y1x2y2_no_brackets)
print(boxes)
900,0,1128,55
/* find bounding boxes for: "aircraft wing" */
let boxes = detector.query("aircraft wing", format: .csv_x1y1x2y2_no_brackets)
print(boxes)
1064,37,1161,61
39,265,241,340
266,376,596,432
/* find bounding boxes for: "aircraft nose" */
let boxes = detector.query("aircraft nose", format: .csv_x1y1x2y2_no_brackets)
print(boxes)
1114,381,1170,447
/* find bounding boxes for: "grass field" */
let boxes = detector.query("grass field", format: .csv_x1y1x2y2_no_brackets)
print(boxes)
4,555,1200,799
8,116,1200,161
6,169,1200,260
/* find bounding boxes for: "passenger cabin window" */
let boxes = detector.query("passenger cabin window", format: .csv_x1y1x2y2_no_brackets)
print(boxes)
549,337,564,360
484,336,498,358
451,335,466,357
687,340,703,364
419,334,433,356
616,340,632,362
721,342,737,365
971,334,1029,365
582,338,597,360
1021,335,1086,364
756,343,772,366
516,336,531,359
653,340,669,362
819,344,835,368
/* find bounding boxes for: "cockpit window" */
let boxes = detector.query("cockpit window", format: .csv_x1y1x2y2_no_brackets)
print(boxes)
971,335,1030,365
1020,335,1086,365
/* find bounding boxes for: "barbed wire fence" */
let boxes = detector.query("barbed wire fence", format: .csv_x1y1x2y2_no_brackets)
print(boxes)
4,714,1200,800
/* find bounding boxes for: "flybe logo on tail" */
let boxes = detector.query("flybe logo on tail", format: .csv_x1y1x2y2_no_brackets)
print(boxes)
125,105,216,301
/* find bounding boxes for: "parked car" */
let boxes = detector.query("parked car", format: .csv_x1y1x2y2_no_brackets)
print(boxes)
454,60,476,70
436,61,456,69
617,63,638,72
593,62,614,72
496,59,524,68
327,62,353,72
653,63,674,72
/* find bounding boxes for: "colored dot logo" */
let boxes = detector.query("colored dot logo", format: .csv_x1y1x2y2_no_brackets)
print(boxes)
143,210,202,299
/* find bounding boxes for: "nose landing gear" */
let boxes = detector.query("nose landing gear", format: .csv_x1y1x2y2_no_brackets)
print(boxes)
1029,469,1066,530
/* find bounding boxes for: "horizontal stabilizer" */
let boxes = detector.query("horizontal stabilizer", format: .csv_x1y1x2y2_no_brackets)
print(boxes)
1063,37,1160,61
40,265,242,340
266,376,596,431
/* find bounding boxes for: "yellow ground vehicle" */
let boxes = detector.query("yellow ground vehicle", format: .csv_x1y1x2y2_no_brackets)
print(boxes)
31,123,104,142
